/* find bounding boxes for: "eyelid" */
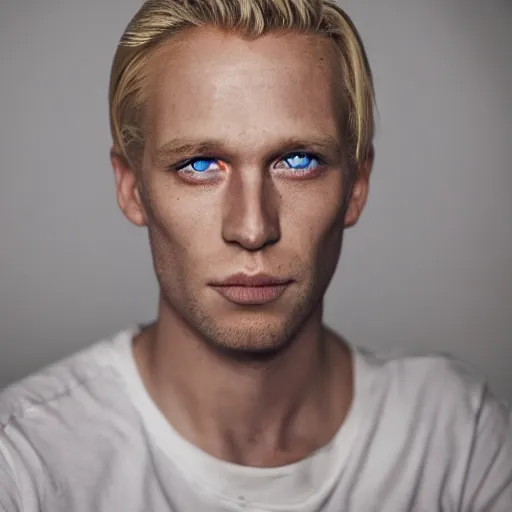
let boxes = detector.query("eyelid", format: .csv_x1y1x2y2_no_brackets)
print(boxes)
288,150,322,160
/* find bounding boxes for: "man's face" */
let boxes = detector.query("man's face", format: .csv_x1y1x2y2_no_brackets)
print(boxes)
115,27,369,353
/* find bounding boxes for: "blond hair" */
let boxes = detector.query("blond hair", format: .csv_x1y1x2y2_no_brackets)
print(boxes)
109,0,375,170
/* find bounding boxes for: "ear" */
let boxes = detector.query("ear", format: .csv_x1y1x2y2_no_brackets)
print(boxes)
110,149,147,227
344,148,374,229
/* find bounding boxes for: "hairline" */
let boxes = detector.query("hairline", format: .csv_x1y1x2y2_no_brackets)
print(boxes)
109,1,375,176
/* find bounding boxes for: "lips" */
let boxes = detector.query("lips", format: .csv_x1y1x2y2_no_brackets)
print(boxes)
209,273,293,305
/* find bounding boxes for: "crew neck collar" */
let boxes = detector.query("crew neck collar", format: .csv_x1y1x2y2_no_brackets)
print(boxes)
113,326,368,511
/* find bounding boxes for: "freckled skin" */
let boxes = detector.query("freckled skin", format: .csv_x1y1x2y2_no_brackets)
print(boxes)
114,27,369,355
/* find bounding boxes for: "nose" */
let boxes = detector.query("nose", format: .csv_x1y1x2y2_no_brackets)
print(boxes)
221,168,281,251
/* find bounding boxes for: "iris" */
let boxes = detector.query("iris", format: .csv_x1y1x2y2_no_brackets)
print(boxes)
284,153,319,170
191,159,215,172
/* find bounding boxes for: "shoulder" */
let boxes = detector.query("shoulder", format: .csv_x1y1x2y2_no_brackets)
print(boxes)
355,346,509,426
0,327,145,510
353,346,512,506
0,327,137,429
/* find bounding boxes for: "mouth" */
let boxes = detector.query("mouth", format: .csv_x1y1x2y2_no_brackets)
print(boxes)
209,273,293,305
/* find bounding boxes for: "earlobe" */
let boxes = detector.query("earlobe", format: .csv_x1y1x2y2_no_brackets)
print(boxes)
110,149,147,227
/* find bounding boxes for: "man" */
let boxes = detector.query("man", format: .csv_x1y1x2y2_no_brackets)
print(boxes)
0,0,511,510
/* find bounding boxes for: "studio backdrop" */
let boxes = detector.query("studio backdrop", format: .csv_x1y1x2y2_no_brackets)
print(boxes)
0,0,511,399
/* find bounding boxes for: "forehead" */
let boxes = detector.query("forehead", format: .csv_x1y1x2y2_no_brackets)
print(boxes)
143,27,345,153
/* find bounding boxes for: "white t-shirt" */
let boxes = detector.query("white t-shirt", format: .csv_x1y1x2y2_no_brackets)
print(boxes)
0,327,510,512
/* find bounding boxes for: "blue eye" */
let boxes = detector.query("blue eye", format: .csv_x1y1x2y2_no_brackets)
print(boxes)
191,159,216,172
176,158,221,175
284,152,319,170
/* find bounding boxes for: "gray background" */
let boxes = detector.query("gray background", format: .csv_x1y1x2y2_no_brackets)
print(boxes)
0,1,511,399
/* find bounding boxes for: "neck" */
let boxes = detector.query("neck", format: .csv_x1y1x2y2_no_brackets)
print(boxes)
133,299,353,467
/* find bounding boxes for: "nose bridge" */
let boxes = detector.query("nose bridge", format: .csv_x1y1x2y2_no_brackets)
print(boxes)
222,165,280,251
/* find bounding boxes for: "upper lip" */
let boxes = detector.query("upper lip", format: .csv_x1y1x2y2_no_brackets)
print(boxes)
211,273,292,287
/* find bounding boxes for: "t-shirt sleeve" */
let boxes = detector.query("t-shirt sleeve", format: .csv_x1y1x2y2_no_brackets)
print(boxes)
460,385,512,510
0,438,21,512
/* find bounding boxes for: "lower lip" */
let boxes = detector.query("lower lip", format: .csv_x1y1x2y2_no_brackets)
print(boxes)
211,284,290,305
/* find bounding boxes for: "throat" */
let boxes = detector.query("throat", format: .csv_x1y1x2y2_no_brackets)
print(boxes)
133,323,353,468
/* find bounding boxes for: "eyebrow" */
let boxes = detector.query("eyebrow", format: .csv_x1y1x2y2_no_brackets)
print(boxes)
152,139,227,167
151,135,342,167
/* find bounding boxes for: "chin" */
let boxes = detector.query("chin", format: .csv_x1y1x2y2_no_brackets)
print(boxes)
211,322,290,351
162,282,322,357
198,315,301,358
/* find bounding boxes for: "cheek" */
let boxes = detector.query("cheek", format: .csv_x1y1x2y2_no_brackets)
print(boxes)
280,173,345,251
143,178,218,271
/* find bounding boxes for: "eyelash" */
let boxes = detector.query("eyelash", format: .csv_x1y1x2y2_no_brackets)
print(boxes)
173,152,324,181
